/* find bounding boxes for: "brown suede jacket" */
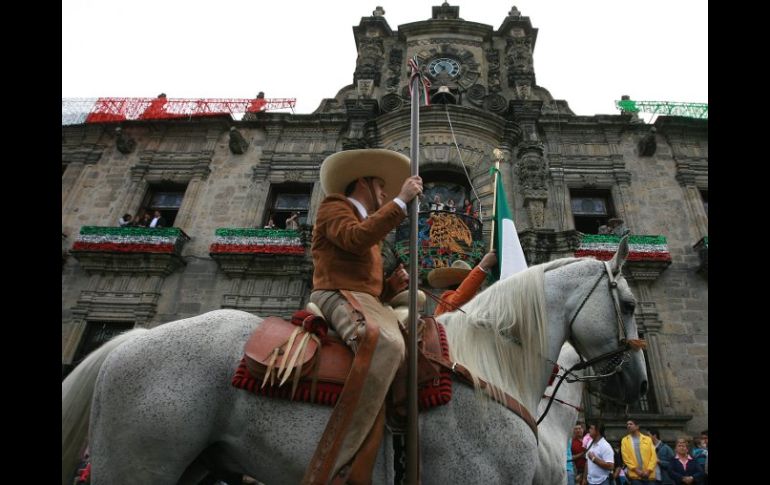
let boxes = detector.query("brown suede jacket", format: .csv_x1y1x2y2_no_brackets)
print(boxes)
312,194,406,298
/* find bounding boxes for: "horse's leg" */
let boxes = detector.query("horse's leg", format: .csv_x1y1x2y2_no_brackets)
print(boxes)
61,328,149,485
89,310,261,485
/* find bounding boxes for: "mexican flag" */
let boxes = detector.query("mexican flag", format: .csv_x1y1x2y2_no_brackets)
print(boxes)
492,168,528,280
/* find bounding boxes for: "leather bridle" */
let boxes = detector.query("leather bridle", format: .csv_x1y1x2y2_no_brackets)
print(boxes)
538,260,643,424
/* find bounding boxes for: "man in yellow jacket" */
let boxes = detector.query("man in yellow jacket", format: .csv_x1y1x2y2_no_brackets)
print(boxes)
621,419,658,484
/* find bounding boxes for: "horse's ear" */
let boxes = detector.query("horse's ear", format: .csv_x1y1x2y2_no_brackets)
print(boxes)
610,235,630,274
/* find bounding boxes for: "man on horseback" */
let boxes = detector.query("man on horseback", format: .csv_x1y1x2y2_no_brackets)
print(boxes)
305,148,422,484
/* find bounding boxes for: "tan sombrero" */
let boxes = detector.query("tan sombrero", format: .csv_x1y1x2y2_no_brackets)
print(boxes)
390,290,427,325
389,289,427,308
320,149,411,197
427,260,473,289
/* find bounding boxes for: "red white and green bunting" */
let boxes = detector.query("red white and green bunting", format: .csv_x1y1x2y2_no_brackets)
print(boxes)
209,228,304,255
575,235,671,262
72,226,189,254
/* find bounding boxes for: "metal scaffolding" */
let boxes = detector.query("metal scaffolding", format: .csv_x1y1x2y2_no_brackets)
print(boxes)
615,99,708,119
61,96,296,125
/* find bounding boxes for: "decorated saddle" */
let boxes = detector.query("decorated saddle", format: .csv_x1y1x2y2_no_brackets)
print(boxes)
231,310,453,412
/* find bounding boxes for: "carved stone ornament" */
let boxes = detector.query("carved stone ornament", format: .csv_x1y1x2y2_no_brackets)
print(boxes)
516,144,547,192
525,199,546,229
115,127,136,154
638,127,657,157
228,127,249,155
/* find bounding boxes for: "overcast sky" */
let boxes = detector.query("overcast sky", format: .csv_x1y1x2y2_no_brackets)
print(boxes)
62,0,707,117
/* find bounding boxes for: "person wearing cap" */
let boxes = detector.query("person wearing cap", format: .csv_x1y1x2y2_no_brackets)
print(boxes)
608,217,629,236
428,251,497,316
306,148,422,483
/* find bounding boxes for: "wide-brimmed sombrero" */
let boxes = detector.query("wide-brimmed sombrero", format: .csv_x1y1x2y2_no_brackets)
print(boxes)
427,260,473,289
389,289,427,308
320,149,411,197
390,289,427,325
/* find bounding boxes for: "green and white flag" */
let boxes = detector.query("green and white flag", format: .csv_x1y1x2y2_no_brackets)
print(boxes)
492,168,528,280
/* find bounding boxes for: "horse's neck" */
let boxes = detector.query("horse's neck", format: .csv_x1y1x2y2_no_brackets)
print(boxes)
440,258,599,414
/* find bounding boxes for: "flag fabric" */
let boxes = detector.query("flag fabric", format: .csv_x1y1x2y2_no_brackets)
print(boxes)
491,167,528,280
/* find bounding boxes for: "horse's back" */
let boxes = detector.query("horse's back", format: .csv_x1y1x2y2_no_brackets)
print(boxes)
90,309,262,484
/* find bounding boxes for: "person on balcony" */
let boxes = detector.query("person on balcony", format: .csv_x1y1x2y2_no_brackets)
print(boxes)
428,251,497,316
285,211,300,230
118,213,132,227
608,218,630,236
430,194,444,211
462,198,473,216
149,210,166,228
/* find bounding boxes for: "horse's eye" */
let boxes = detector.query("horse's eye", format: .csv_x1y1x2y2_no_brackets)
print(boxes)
621,301,636,315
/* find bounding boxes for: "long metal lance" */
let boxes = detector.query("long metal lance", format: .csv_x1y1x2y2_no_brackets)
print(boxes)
406,56,429,485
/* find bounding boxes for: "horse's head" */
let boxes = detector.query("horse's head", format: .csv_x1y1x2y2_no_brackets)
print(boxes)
565,236,648,405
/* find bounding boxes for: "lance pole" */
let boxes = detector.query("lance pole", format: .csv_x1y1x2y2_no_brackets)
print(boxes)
406,56,428,485
489,156,502,252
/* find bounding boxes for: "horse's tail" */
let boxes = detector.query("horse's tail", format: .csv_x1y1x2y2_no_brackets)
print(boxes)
61,328,149,485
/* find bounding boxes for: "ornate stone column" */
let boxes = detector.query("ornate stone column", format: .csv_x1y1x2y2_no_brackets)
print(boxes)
515,141,548,228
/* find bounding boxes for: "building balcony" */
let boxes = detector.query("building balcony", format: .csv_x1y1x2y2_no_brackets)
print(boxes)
209,228,311,278
70,226,191,275
575,234,672,282
210,228,305,256
394,210,486,284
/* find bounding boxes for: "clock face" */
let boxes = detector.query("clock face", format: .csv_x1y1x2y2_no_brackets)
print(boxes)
428,58,461,78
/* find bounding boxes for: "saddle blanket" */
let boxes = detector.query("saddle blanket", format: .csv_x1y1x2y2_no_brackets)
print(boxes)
231,322,452,411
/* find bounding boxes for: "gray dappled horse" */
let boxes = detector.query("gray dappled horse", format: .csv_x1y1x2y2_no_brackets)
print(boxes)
62,238,646,485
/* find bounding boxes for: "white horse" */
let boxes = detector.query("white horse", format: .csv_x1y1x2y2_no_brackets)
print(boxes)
533,343,584,485
62,238,646,485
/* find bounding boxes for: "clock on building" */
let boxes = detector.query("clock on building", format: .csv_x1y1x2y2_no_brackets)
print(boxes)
428,57,461,78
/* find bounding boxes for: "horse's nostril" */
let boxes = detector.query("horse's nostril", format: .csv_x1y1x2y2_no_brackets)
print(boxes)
640,380,648,396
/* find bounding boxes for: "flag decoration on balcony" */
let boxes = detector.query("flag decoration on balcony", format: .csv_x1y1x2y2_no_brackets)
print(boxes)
575,235,671,262
209,228,304,255
72,227,189,254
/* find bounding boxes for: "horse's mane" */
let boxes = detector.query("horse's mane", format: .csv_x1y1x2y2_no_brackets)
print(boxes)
439,257,587,412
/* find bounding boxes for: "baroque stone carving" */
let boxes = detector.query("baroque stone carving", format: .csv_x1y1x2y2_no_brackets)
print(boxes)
115,128,136,154
505,37,533,86
467,84,486,107
342,137,369,150
526,199,546,229
485,48,502,93
638,127,657,156
381,93,403,113
386,48,403,92
484,94,508,114
354,36,385,84
516,143,547,192
515,141,548,228
228,127,249,154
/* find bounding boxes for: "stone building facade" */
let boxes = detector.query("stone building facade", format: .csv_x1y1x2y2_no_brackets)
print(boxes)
62,4,707,441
